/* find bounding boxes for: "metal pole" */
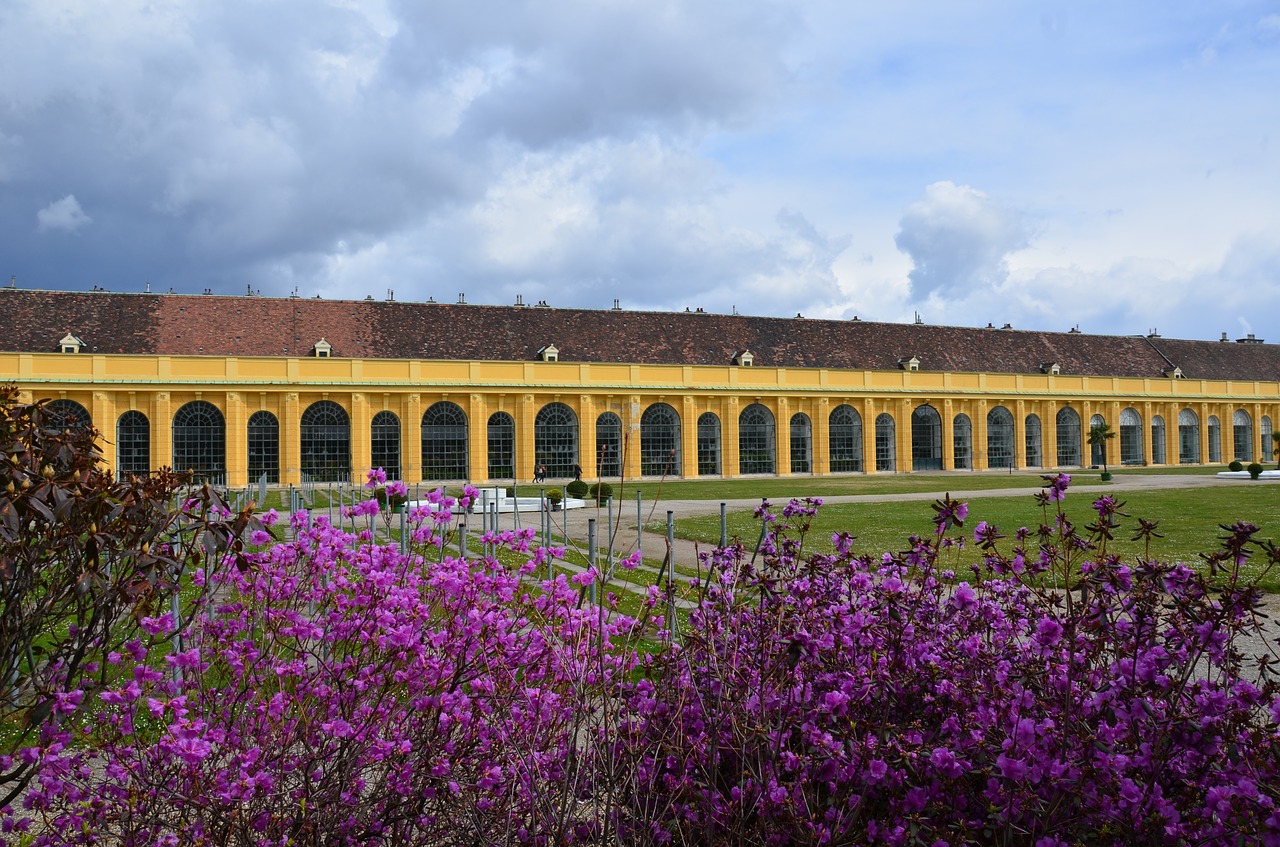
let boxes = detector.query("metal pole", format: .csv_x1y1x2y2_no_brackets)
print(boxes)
636,490,643,562
588,518,597,605
605,496,614,578
720,502,727,548
666,510,677,640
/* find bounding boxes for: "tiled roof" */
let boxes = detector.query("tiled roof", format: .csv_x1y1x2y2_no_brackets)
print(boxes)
2,288,1278,380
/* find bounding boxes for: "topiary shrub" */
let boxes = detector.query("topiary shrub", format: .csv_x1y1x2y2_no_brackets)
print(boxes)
1247,462,1264,479
589,481,614,501
566,479,589,499
1229,460,1244,472
545,487,563,506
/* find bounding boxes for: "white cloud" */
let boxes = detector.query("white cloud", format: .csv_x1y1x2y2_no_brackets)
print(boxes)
36,194,91,233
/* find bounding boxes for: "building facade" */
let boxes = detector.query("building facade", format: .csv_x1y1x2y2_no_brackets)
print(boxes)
4,288,1278,486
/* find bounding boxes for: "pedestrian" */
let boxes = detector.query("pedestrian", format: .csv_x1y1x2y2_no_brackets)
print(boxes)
572,463,582,482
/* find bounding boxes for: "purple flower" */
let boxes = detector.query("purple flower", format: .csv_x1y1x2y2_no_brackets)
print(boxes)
949,582,978,611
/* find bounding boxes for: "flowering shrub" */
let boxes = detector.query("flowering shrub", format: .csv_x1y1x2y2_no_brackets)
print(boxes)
7,490,638,845
610,477,1280,845
7,471,1280,846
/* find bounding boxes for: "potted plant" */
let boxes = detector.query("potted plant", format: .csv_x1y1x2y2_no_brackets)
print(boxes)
546,488,563,511
1248,462,1264,480
1087,421,1116,481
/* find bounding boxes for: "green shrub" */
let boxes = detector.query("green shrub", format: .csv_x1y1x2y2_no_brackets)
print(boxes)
589,482,614,501
1229,460,1244,472
545,488,563,504
566,479,589,499
1247,462,1264,479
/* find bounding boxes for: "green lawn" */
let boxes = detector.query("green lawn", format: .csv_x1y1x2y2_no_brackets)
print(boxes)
654,484,1280,591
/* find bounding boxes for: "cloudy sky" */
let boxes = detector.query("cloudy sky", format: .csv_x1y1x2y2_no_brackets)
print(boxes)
3,1,1278,341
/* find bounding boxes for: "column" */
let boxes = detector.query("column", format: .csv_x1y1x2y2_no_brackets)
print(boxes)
403,394,422,481
282,392,301,485
224,391,247,487
941,399,955,470
468,393,489,483
349,392,371,482
862,398,878,474
682,395,698,478
776,397,791,475
723,396,741,477
578,394,596,482
813,397,830,476
154,391,172,471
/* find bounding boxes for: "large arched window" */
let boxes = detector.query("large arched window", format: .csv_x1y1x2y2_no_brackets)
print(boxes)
697,413,721,476
1089,414,1107,467
535,402,578,478
173,400,226,483
1207,415,1222,463
300,400,351,483
911,405,942,471
116,411,150,476
789,413,812,474
45,399,91,431
640,403,681,477
829,405,862,473
953,414,972,470
1151,415,1166,465
1119,408,1142,465
1232,409,1253,462
371,411,401,480
596,412,622,478
875,413,896,472
987,406,1015,469
738,404,776,474
1024,414,1043,468
248,410,280,484
1263,416,1274,468
1056,407,1081,467
421,401,468,481
1178,409,1200,464
488,412,515,480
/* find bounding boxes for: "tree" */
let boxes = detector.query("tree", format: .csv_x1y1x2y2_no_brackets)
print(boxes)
0,386,259,805
1087,421,1116,474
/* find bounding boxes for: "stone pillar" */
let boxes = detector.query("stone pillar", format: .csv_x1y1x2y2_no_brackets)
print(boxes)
154,392,172,471
224,391,247,487
722,396,741,477
813,398,830,476
468,393,489,483
776,398,791,475
682,396,698,478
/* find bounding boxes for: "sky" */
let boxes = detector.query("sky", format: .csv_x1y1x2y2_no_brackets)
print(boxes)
3,1,1279,342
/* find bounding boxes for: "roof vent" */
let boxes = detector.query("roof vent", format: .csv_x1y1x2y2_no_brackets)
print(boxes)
1237,334,1263,344
537,344,559,362
515,294,524,307
313,338,333,358
914,311,923,325
1041,362,1061,376
1163,366,1184,379
1001,323,1013,330
734,350,754,367
1220,332,1229,342
898,355,920,372
1147,328,1160,338
612,299,622,311
59,332,84,354
1069,325,1081,333
458,293,466,304
535,299,550,308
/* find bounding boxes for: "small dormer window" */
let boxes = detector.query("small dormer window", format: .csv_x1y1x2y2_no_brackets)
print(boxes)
898,356,920,372
1164,366,1183,379
734,350,754,367
1041,362,1061,376
59,333,83,354
538,344,559,362
313,338,333,358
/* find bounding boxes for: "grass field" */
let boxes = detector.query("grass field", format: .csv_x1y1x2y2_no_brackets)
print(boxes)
652,483,1280,591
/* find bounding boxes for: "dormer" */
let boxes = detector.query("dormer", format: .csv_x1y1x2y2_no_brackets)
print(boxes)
59,333,84,354
537,344,559,362
1041,362,1061,376
312,338,333,358
1163,366,1183,379
898,356,920,372
733,350,754,367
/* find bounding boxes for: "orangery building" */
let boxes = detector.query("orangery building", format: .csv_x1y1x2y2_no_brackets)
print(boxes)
2,287,1278,487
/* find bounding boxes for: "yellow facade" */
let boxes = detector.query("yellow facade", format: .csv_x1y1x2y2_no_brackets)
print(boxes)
7,351,1279,486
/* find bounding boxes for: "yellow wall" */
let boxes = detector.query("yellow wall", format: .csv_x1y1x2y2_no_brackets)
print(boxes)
6,352,1278,486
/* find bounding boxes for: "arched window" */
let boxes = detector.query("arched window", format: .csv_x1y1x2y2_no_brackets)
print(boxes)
1151,415,1166,465
596,412,622,478
371,411,401,480
789,413,812,474
1120,408,1142,465
1178,409,1200,464
911,405,942,471
1232,409,1253,462
421,401,468,481
1024,414,1042,468
953,414,972,470
300,400,350,483
247,410,280,484
1089,414,1107,467
116,411,150,476
987,406,1014,469
173,400,226,483
1262,416,1274,468
1207,415,1222,463
535,402,578,478
1056,407,1081,467
875,413,896,472
697,412,721,476
829,405,863,473
640,403,681,477
45,399,91,431
487,412,515,480
738,404,776,474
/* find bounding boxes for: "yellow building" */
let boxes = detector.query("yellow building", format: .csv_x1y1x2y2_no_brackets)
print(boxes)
3,288,1278,486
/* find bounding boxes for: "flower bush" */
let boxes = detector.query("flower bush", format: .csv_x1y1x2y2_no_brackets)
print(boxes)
5,471,1280,846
